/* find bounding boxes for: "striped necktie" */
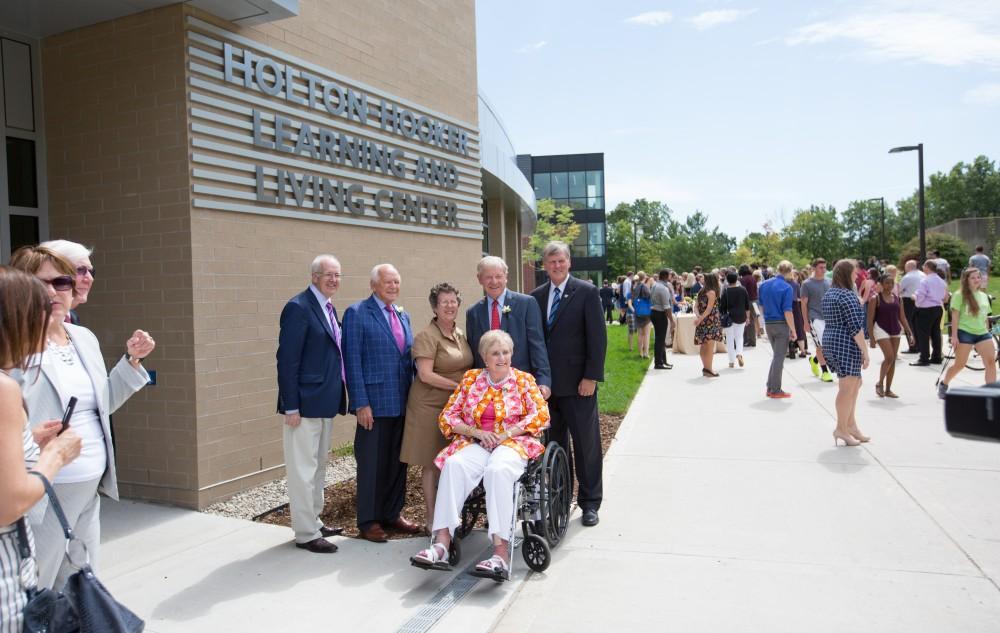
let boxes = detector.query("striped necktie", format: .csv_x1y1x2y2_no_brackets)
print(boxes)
548,287,561,328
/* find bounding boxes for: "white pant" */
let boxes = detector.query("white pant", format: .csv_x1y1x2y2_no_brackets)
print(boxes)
433,444,526,543
725,322,746,362
30,478,100,590
283,417,333,543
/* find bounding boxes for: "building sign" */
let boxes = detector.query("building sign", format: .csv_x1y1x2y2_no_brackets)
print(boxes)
185,17,482,238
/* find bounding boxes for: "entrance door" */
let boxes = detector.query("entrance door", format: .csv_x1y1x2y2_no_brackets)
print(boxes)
0,34,46,262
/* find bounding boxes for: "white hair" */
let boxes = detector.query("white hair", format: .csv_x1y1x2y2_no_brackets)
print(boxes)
40,239,92,264
370,263,399,283
542,241,571,261
310,254,340,275
477,255,508,275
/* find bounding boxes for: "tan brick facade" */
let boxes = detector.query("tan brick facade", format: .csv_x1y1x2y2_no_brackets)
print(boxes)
41,1,482,509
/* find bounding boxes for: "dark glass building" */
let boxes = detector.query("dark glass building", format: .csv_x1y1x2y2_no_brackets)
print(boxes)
517,152,607,286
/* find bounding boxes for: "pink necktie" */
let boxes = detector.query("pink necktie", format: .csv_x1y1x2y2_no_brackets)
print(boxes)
326,302,345,381
386,305,405,353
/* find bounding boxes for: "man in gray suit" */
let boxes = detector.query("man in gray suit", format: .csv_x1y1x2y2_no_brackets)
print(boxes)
466,256,551,397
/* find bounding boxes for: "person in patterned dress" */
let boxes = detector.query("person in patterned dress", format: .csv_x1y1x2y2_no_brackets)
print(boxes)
694,273,724,377
409,330,549,581
821,260,871,447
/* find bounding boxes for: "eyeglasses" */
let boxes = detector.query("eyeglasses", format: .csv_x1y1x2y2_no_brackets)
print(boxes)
315,272,342,280
41,275,75,292
75,266,95,279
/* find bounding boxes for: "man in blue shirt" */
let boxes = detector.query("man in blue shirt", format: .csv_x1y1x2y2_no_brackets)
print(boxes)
758,260,797,398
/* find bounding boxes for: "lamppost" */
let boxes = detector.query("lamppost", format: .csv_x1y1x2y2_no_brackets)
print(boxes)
866,196,886,263
889,143,925,262
633,223,642,272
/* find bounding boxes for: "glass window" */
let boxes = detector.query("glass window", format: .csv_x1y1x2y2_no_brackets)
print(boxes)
549,171,568,199
571,228,588,258
568,171,586,198
572,270,604,285
586,170,603,198
588,223,606,257
10,214,39,252
533,172,550,200
586,196,604,209
569,198,587,210
6,137,38,208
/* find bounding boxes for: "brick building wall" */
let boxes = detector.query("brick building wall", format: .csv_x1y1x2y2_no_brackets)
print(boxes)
40,1,481,508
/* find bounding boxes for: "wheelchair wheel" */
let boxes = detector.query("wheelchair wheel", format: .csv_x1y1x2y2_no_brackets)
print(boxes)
522,534,551,572
539,442,572,547
448,539,461,566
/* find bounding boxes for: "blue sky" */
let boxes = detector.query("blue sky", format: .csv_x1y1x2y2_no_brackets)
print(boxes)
475,0,1000,238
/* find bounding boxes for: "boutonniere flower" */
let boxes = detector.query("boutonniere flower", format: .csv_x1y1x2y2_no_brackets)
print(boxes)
395,305,404,314
502,305,512,314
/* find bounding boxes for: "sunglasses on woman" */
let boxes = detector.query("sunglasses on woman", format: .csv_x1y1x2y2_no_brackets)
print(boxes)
42,275,75,292
75,266,96,279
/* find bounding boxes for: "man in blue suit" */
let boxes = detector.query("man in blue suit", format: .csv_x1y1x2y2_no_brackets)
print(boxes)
276,255,347,554
343,263,421,542
466,256,551,397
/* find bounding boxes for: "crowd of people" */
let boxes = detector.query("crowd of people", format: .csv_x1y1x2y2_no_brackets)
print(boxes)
604,245,997,445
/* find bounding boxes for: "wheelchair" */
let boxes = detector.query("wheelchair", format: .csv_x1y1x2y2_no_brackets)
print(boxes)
438,439,572,580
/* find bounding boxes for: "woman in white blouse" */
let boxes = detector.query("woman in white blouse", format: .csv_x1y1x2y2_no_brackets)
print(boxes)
9,246,155,590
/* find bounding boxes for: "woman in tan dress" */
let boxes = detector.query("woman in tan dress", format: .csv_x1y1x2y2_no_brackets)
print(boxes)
402,282,474,526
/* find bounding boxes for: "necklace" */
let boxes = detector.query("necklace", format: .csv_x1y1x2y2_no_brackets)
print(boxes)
486,372,508,388
46,337,76,365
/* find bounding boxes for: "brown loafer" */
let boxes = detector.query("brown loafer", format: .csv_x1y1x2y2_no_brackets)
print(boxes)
295,537,338,554
385,516,421,534
359,524,388,543
320,525,344,537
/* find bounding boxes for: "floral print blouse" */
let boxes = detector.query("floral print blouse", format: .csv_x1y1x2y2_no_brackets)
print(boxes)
434,368,550,469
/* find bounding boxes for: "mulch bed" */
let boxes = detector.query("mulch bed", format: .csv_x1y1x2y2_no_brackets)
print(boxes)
257,413,625,540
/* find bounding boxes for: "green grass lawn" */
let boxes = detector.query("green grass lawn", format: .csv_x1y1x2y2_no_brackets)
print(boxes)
599,324,651,415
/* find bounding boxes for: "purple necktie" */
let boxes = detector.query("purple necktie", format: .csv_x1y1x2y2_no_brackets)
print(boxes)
386,305,405,353
326,301,345,381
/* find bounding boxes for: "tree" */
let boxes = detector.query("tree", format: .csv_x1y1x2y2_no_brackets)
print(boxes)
734,223,784,266
522,198,580,264
661,211,735,272
925,156,1000,226
606,199,673,275
841,199,886,261
782,205,843,262
896,232,968,277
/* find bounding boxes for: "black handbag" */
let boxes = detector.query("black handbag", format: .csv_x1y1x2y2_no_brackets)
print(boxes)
719,288,733,328
15,471,144,633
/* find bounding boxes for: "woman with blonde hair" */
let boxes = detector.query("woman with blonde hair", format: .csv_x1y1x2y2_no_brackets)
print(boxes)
630,271,653,360
938,268,996,398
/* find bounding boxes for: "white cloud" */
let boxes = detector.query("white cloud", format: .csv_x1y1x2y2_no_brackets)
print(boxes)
625,11,674,27
515,40,547,54
963,82,1000,105
786,6,1000,67
687,9,758,31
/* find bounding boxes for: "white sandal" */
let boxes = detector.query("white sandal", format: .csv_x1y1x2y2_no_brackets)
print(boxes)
471,554,510,581
410,542,451,571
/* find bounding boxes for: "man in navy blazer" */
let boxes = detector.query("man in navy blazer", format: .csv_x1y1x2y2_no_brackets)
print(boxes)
276,255,347,554
342,263,421,542
532,242,607,527
466,256,552,397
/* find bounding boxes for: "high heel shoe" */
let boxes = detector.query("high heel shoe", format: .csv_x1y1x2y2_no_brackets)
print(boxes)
833,431,861,447
848,427,871,443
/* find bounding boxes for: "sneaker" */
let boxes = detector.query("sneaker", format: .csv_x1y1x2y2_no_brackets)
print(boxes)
821,370,834,383
767,390,792,399
808,355,820,377
937,382,948,400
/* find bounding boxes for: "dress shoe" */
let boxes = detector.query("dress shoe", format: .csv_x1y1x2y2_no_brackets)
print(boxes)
320,525,344,538
582,509,599,526
295,537,338,553
359,524,389,543
902,348,918,354
909,360,931,367
385,516,422,534
929,359,943,365
654,364,672,370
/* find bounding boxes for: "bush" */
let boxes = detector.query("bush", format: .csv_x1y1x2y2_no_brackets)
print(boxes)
992,242,1000,274
897,232,969,278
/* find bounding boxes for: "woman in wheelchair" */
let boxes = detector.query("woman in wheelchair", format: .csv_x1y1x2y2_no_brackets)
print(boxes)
410,330,550,580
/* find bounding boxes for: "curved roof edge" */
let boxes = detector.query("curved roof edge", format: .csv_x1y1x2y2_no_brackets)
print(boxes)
478,90,536,229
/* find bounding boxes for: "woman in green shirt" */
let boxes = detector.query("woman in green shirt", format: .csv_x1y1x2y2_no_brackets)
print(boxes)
938,268,996,398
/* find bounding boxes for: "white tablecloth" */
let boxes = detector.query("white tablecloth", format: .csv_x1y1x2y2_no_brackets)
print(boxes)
672,313,727,355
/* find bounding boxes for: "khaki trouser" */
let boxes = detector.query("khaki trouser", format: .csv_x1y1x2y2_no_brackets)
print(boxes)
283,417,333,543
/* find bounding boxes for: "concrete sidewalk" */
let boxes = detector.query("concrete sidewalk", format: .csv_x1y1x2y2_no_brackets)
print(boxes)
490,344,1000,632
98,341,1000,632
